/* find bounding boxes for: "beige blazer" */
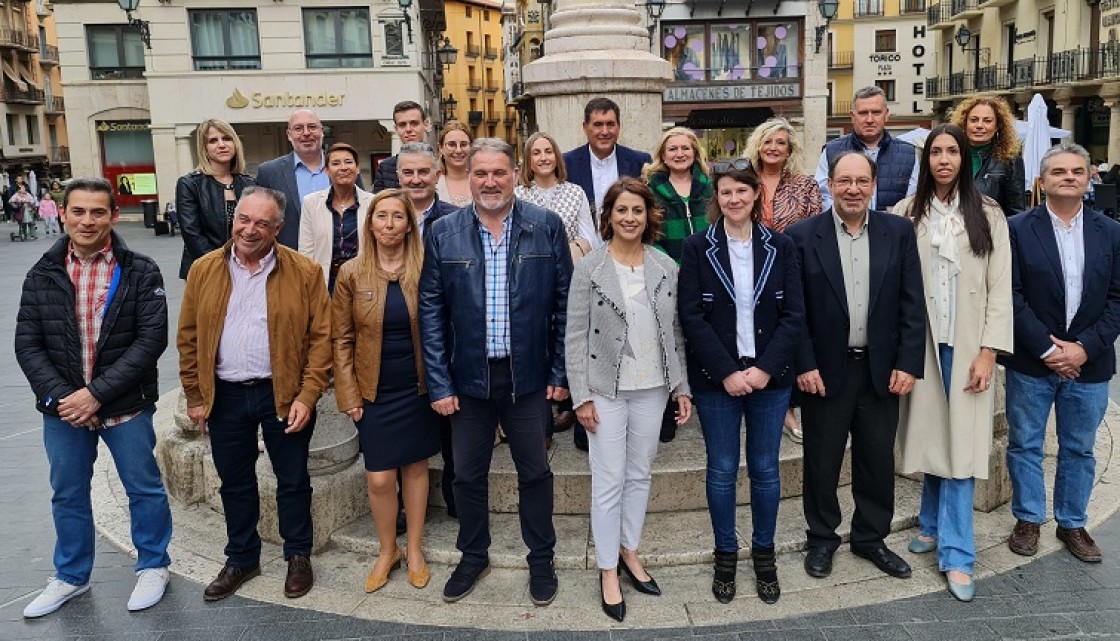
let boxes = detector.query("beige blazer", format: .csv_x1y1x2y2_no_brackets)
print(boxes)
298,186,374,286
895,196,1013,479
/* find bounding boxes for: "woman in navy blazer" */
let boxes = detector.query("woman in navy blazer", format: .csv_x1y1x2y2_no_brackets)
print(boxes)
678,163,805,605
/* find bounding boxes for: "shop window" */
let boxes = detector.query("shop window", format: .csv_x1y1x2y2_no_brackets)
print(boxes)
875,79,896,101
86,25,146,80
755,22,800,78
303,8,372,68
874,30,896,53
662,24,708,82
708,23,751,81
189,9,261,71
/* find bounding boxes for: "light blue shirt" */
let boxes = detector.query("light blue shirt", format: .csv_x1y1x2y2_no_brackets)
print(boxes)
477,208,512,359
728,234,756,359
293,151,329,204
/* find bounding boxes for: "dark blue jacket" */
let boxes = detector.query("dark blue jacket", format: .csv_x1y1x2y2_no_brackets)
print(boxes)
420,194,460,241
999,205,1120,382
256,152,364,249
786,210,925,397
562,143,652,209
419,200,573,401
678,219,805,392
825,131,916,210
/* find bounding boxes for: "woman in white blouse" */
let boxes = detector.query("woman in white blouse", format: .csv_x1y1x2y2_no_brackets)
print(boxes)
516,132,599,251
894,123,1012,603
565,177,691,623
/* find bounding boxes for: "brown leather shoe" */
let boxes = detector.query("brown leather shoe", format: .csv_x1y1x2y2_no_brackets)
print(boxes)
553,410,576,433
1056,526,1103,563
203,564,261,601
284,555,314,598
1008,519,1040,556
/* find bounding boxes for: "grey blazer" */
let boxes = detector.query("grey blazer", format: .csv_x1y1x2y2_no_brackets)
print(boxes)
565,245,690,408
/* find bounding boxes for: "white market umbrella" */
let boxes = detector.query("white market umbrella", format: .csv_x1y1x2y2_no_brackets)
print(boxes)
896,127,930,146
1014,119,1070,141
1022,94,1053,197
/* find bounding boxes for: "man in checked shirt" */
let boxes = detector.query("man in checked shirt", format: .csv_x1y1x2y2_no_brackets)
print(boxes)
16,178,173,618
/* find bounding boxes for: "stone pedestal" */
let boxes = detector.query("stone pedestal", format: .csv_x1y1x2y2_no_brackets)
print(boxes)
521,0,672,154
155,388,364,553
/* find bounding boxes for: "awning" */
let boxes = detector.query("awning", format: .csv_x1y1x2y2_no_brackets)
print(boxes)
18,62,42,90
2,61,27,92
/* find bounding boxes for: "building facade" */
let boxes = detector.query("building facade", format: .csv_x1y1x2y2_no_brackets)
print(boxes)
502,0,546,155
3,0,69,184
925,0,1120,165
827,0,933,135
55,0,436,211
441,0,514,144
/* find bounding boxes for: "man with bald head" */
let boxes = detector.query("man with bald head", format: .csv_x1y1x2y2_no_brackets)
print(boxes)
256,109,328,248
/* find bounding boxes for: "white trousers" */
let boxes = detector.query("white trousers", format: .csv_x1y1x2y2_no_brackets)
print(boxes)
587,387,670,569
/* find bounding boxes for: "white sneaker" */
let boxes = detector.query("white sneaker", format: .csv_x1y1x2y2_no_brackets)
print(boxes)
127,567,170,612
23,578,90,618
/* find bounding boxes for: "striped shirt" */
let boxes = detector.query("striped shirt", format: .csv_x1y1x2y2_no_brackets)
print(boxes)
216,249,275,381
67,241,137,427
477,210,512,359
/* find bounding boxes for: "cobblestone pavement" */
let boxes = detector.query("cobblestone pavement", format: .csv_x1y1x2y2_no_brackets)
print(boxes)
1,222,1118,640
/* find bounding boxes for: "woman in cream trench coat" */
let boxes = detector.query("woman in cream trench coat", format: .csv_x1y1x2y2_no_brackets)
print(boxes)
894,124,1013,603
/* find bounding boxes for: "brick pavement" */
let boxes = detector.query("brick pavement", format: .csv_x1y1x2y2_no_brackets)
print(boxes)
1,221,1118,640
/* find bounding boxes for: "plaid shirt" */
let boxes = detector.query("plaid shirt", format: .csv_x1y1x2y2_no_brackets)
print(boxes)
477,210,512,359
67,241,138,427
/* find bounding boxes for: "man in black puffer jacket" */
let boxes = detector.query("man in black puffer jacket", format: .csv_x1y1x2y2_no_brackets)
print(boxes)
15,178,172,619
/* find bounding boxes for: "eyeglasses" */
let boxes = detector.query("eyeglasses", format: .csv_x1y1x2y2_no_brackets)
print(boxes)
832,177,874,190
710,158,752,175
289,123,322,134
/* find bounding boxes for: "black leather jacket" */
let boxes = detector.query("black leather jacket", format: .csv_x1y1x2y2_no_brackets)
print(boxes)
974,151,1025,217
175,171,255,278
419,201,573,402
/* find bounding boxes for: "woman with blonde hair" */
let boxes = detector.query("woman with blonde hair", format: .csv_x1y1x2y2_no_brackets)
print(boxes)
642,126,712,263
175,118,254,278
949,95,1025,217
742,117,822,232
436,121,473,207
516,132,599,250
333,188,441,594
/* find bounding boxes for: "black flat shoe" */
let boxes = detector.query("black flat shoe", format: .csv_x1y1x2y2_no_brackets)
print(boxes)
852,545,912,579
619,555,661,596
600,572,625,622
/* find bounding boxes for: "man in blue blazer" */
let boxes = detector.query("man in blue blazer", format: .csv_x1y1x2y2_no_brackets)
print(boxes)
786,151,925,581
1001,143,1120,564
255,110,328,249
562,97,652,450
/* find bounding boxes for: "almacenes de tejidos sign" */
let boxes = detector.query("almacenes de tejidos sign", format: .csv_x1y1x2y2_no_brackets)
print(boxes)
664,83,801,103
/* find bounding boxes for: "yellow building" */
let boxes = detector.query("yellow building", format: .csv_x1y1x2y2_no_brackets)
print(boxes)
441,0,515,145
2,0,69,180
925,0,1120,165
826,0,933,136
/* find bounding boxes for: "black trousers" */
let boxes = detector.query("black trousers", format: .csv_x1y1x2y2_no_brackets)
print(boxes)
451,359,555,567
800,354,899,550
208,379,315,566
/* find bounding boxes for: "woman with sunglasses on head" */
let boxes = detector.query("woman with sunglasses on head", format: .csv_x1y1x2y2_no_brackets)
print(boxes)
566,177,691,622
893,124,1012,602
743,118,823,444
678,161,804,605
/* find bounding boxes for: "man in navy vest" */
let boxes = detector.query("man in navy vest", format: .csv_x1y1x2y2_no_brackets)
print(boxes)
814,86,918,212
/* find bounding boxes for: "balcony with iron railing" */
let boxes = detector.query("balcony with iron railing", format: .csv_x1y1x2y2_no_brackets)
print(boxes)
39,44,59,66
50,146,70,164
467,80,482,93
0,29,40,52
928,1,953,28
829,50,854,69
45,95,64,114
830,100,851,116
484,83,499,94
950,0,981,17
2,80,44,104
925,46,1120,99
465,44,480,58
901,0,928,14
484,46,498,60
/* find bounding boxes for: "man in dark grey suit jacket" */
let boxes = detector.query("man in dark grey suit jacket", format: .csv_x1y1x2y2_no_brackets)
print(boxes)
255,109,327,249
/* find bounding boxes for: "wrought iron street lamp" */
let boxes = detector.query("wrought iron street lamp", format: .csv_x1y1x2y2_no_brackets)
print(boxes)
117,0,151,50
815,0,840,54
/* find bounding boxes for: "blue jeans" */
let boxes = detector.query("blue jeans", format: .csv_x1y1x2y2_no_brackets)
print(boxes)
695,387,790,552
918,345,977,574
43,407,172,586
1005,368,1108,529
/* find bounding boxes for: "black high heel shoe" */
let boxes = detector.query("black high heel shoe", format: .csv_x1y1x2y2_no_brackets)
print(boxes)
600,571,625,622
619,555,661,596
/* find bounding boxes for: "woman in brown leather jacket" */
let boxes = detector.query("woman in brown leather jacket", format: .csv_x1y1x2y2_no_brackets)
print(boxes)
332,189,440,594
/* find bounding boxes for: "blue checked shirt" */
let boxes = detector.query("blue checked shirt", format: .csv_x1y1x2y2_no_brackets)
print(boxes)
478,210,512,359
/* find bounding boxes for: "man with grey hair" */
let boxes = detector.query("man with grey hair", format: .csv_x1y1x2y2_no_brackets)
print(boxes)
420,138,572,606
397,141,460,237
814,86,918,212
1001,142,1120,564
178,186,331,602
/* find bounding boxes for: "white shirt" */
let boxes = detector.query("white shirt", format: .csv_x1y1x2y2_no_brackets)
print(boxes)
590,147,619,222
728,234,756,359
929,196,964,345
1049,204,1085,331
814,142,920,212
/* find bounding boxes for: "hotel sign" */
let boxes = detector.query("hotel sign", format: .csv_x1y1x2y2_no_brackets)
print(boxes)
663,83,800,103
